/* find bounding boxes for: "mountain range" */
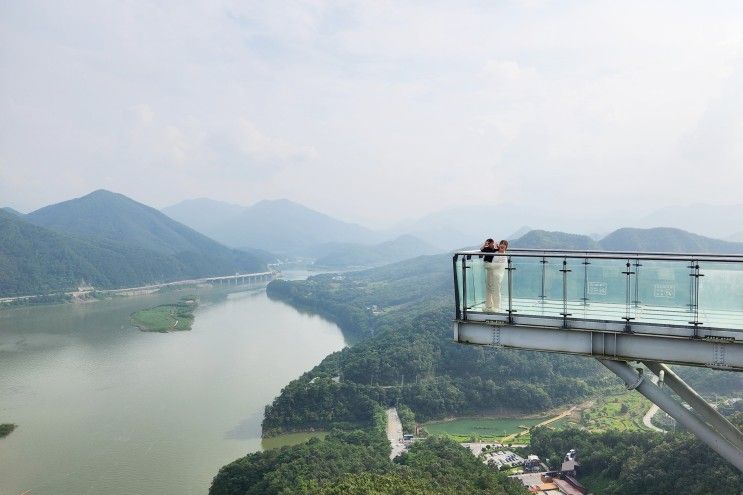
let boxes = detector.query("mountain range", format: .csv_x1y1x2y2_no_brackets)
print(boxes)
512,227,743,253
383,203,743,250
4,190,743,298
163,198,381,254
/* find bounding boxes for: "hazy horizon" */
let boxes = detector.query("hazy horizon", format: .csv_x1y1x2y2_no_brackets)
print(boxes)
8,188,743,242
3,2,743,228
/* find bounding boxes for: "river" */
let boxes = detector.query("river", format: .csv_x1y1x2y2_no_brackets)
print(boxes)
0,283,347,494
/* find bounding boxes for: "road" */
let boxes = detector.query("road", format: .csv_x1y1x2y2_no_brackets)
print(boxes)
386,407,406,460
643,375,666,432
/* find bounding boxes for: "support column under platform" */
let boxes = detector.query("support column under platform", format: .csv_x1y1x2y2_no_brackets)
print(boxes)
599,359,743,472
643,361,743,452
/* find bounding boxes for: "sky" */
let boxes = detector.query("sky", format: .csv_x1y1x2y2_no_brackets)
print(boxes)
2,1,743,227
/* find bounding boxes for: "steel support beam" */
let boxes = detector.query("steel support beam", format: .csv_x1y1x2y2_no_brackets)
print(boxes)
644,361,743,452
455,321,743,370
599,359,743,472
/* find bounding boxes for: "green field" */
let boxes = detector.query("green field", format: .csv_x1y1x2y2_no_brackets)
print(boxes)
580,392,651,432
261,431,328,450
423,417,548,442
0,423,16,438
545,392,652,433
130,297,198,332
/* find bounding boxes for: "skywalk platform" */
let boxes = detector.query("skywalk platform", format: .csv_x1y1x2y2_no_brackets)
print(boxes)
452,248,743,471
453,249,743,370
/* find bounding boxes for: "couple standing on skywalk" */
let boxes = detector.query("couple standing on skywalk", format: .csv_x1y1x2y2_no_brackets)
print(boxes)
480,238,509,312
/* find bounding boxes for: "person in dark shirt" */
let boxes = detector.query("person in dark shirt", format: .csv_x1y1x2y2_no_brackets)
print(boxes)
481,238,508,311
480,238,496,262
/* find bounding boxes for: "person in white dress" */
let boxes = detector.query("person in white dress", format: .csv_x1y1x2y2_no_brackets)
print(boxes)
481,239,509,311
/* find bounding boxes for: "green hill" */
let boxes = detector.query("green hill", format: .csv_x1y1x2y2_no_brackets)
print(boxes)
1,191,269,297
28,190,241,256
511,229,599,250
0,209,179,296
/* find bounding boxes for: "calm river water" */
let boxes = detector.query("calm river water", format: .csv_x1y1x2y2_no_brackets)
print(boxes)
0,285,347,494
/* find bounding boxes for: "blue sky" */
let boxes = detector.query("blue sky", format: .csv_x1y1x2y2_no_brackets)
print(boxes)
2,1,743,226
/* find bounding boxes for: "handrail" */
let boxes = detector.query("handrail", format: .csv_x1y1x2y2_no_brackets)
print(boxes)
454,249,743,263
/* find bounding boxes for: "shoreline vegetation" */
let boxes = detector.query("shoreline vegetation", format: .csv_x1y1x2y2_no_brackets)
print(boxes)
0,423,17,438
130,297,198,332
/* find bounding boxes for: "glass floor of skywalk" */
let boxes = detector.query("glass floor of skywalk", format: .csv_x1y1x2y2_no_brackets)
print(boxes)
467,298,743,331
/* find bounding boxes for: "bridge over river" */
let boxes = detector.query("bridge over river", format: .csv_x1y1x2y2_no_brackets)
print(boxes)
0,271,277,304
452,248,743,471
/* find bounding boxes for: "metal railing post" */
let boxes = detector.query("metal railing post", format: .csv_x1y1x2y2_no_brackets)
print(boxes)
453,254,461,320
461,256,468,320
507,256,514,324
622,259,635,332
633,258,642,307
581,258,590,306
688,260,704,338
539,256,547,302
559,258,571,328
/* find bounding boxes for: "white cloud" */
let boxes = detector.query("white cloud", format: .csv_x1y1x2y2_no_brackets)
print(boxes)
2,1,743,225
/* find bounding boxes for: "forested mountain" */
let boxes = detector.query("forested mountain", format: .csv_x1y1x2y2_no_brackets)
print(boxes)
162,197,380,253
0,209,175,296
28,190,242,256
508,226,743,253
0,192,269,297
311,235,439,268
1,207,24,217
600,227,743,253
511,230,599,250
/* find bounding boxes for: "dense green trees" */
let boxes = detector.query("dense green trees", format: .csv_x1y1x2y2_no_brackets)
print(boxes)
211,425,527,495
529,422,743,495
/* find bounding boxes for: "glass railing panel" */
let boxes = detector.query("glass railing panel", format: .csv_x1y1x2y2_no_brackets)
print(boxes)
559,256,628,323
467,255,487,312
698,261,743,330
511,255,565,319
460,254,507,315
509,255,548,317
454,256,464,317
455,252,743,330
632,259,693,327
